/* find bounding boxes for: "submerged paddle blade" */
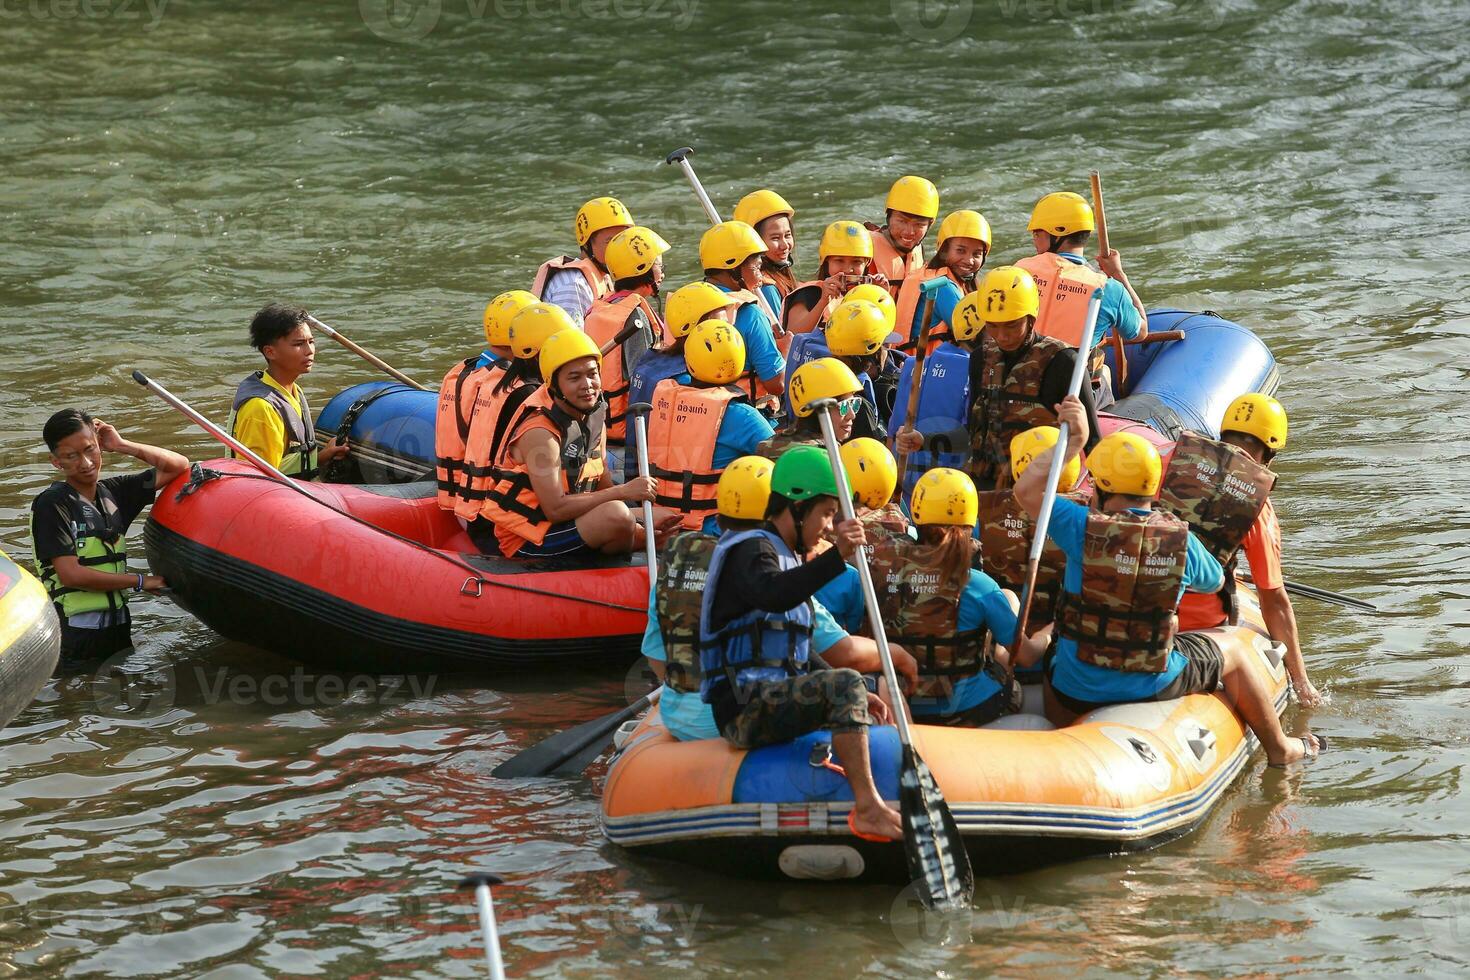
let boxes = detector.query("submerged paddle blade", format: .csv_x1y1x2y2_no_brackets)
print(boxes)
492,693,652,779
899,745,973,911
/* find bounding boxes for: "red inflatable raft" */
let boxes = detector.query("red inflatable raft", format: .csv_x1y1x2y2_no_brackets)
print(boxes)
144,461,649,671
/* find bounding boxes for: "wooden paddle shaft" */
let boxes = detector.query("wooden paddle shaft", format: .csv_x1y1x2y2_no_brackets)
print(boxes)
1089,170,1128,392
307,315,428,391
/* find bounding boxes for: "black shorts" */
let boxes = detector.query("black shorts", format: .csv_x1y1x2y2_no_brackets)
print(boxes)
58,620,133,670
1045,632,1225,716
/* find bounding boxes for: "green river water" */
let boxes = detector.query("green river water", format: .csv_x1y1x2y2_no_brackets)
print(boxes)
2,0,1468,975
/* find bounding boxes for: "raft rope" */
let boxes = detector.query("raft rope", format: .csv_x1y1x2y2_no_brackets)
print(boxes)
173,465,645,614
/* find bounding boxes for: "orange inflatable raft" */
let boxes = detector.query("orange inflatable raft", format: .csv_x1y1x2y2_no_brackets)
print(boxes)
602,587,1290,880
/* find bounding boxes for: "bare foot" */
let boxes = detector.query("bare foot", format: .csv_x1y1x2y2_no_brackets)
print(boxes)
1267,733,1324,767
851,801,904,841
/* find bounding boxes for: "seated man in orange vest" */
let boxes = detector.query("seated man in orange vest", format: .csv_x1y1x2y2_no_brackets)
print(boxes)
1015,192,1147,408
476,329,672,559
584,225,670,445
434,289,538,512
866,175,939,296
531,197,634,327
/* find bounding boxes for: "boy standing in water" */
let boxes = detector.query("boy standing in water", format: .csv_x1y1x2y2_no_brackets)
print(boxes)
30,410,188,664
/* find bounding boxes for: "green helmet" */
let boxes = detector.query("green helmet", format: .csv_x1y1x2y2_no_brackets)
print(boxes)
771,445,846,502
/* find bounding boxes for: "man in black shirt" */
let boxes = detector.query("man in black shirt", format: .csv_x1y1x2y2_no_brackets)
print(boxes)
29,409,188,665
700,445,903,842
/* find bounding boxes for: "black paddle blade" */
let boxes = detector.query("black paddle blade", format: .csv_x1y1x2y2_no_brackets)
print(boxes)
899,744,973,912
491,693,651,779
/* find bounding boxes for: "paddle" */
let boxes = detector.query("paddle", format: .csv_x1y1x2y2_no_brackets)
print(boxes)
1089,170,1128,394
662,146,784,334
305,315,428,391
1126,329,1184,345
457,873,507,979
628,402,659,577
491,688,661,778
812,397,974,913
894,277,949,492
1239,574,1378,612
1012,289,1105,648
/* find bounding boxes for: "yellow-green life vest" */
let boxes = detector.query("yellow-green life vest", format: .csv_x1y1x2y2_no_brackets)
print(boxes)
30,483,129,620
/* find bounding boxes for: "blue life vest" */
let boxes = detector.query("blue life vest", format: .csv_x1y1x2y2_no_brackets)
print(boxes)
698,528,814,701
625,348,690,479
887,341,971,498
779,331,879,425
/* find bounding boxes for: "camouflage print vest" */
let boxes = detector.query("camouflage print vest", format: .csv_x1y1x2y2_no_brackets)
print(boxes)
868,533,987,699
968,332,1069,490
655,531,718,694
823,502,911,549
976,488,1087,625
1157,432,1276,564
755,429,820,462
1057,509,1188,673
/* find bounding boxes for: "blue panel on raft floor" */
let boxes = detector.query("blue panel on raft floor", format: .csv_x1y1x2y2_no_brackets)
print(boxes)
1105,309,1276,437
731,725,903,804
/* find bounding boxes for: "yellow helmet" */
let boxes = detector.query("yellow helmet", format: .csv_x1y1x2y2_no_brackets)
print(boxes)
538,328,602,383
817,220,874,263
976,266,1041,323
508,302,576,360
885,175,940,220
839,437,898,510
935,209,992,250
950,290,987,343
574,197,634,246
717,455,774,521
1221,393,1288,451
789,357,862,418
910,467,978,527
483,289,538,348
825,300,890,357
842,282,897,333
604,226,670,280
700,220,766,270
664,281,733,338
1088,432,1162,497
1010,425,1081,491
1027,191,1095,237
733,189,794,229
685,319,746,385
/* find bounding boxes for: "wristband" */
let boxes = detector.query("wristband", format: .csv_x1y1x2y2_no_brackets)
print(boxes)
135,573,145,593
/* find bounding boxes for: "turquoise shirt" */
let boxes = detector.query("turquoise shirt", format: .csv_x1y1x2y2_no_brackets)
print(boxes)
643,583,849,742
1057,252,1142,347
1046,498,1223,703
713,282,786,383
700,403,775,533
909,568,1018,719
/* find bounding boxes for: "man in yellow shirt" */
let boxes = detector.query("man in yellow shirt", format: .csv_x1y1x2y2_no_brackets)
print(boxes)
228,303,348,478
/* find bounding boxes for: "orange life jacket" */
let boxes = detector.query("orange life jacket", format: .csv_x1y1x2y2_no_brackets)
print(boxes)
530,255,613,309
434,357,501,511
479,387,607,555
455,367,538,523
583,290,661,442
1014,252,1109,356
865,223,925,296
646,379,745,530
894,267,968,353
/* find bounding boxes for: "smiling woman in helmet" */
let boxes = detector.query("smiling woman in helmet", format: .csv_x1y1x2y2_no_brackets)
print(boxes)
782,220,890,336
733,189,798,318
893,209,992,353
475,322,675,559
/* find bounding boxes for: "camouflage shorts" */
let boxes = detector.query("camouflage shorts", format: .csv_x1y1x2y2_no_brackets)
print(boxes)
721,668,871,750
